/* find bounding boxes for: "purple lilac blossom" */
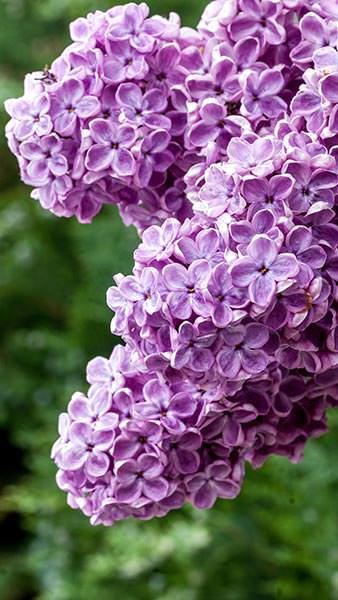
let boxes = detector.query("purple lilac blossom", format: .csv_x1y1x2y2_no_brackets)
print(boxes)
5,0,338,525
52,338,336,525
7,0,338,231
4,3,203,230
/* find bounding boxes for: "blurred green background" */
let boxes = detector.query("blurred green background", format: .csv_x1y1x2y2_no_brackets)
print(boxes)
2,1,338,598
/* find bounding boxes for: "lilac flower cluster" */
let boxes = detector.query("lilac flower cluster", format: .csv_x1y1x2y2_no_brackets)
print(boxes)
52,343,335,525
110,178,338,386
5,3,200,228
6,0,338,230
9,0,338,524
54,143,338,524
52,345,244,524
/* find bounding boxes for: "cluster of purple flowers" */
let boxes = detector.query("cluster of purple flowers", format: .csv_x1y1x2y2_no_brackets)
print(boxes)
53,142,338,524
52,345,244,524
5,3,201,228
52,343,334,525
7,0,338,525
6,0,338,230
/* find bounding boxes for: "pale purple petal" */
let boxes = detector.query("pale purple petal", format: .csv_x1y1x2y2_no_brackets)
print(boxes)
86,451,110,477
193,482,217,509
230,258,257,287
270,254,299,280
143,478,169,501
241,348,268,374
248,235,278,266
249,273,276,306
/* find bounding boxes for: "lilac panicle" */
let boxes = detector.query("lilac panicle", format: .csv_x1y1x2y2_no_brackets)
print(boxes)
52,340,334,525
4,3,198,230
7,0,338,525
6,0,338,231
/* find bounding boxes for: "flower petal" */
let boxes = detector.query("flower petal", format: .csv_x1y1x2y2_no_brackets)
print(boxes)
249,273,275,306
143,478,169,501
86,451,110,477
270,253,299,280
230,257,257,287
193,482,217,509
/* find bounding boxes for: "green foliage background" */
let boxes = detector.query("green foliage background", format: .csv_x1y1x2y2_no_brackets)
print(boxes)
1,1,338,598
